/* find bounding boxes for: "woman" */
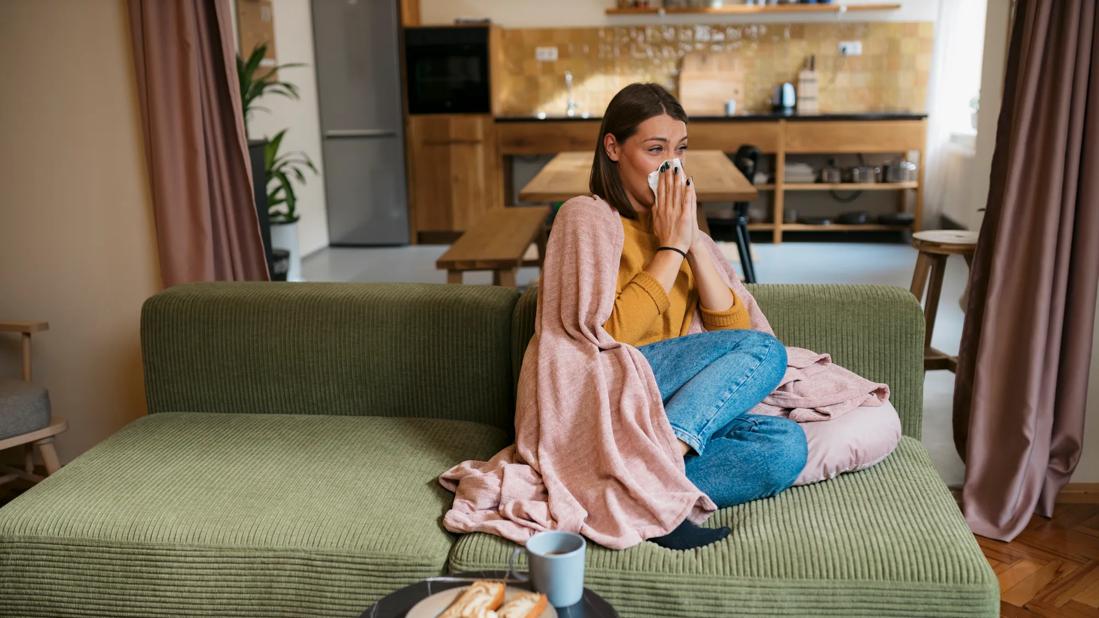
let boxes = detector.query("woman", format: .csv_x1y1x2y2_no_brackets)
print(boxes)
590,83,808,549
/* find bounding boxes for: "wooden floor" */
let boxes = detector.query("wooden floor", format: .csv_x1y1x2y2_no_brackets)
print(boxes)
3,482,1099,616
978,502,1099,616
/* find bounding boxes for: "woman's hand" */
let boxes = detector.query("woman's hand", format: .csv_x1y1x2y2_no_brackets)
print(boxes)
685,179,708,255
684,175,736,313
652,162,696,252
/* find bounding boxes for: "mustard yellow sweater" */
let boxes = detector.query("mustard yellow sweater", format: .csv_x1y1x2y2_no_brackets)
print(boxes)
603,210,751,347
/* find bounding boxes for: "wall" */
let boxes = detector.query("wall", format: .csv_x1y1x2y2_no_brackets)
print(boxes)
0,0,161,464
424,0,935,117
495,22,932,118
426,0,939,225
236,0,329,257
422,0,938,27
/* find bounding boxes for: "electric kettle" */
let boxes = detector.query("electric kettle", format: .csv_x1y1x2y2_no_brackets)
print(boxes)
772,82,796,113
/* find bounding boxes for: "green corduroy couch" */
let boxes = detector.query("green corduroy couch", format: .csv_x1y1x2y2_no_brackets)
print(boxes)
0,282,998,617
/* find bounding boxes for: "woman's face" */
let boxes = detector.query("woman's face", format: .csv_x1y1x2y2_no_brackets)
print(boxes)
603,113,688,210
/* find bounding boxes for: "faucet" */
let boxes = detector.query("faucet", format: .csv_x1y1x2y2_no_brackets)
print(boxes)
565,70,577,118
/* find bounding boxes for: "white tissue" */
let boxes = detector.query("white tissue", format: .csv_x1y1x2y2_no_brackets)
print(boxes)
647,158,687,197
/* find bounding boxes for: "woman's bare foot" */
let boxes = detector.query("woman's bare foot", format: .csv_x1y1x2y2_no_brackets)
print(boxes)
677,439,692,457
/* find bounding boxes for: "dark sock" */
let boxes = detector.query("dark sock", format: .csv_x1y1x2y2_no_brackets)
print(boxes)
649,519,730,550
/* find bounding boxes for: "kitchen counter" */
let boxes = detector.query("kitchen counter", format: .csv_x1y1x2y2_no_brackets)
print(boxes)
493,112,929,243
495,111,928,122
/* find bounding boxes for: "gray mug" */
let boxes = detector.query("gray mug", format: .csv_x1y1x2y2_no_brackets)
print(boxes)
526,531,586,607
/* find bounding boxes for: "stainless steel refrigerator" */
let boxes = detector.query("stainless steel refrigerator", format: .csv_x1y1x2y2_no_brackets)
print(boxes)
312,0,409,245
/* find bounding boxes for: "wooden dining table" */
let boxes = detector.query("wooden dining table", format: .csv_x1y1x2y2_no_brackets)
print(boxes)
518,150,758,203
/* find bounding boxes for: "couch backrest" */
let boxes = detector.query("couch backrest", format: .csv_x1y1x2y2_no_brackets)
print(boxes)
511,283,925,439
142,282,520,431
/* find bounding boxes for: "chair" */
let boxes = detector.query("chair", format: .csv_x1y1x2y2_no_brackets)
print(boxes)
707,145,760,283
909,230,979,371
0,321,67,486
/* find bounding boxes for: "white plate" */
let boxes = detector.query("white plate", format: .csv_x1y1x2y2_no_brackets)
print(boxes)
407,584,557,618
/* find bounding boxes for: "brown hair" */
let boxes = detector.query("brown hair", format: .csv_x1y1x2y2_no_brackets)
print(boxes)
589,83,688,220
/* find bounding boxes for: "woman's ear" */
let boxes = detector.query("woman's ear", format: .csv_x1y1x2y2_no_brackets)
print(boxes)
603,133,620,162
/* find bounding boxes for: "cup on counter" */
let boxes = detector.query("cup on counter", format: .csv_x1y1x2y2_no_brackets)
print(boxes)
724,99,738,116
526,530,586,607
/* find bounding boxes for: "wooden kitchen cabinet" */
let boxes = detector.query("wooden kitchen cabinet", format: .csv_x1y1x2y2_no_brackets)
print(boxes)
496,121,601,155
784,120,926,154
689,121,781,154
497,116,926,243
405,114,503,243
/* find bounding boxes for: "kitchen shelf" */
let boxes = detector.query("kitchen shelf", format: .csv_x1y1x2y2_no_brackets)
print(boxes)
607,3,901,16
779,223,912,232
783,181,918,191
745,222,912,232
495,117,927,244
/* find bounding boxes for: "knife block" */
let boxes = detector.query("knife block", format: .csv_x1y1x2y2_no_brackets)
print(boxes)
798,68,819,114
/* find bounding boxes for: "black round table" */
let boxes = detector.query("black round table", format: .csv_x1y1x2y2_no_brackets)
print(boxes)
361,571,617,618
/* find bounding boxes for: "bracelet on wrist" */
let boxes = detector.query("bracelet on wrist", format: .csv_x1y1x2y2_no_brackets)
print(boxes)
656,246,688,258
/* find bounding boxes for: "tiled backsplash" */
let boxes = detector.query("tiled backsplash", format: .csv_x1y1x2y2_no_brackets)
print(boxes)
496,21,933,117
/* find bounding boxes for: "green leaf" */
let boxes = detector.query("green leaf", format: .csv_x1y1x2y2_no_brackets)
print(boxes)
255,63,306,83
244,44,267,81
264,84,300,101
257,126,316,223
263,130,287,171
236,42,310,120
269,128,286,153
272,170,298,220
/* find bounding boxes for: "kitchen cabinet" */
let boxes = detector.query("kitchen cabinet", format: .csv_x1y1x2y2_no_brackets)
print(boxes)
773,119,926,243
606,3,901,16
496,115,926,243
496,121,601,156
405,114,503,243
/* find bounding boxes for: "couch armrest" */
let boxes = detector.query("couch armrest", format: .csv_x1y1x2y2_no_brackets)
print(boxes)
745,284,925,439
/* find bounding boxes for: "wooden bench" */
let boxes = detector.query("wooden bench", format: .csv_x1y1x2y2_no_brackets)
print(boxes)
436,206,551,287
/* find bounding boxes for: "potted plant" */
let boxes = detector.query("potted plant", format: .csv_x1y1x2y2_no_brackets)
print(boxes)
236,43,316,281
264,128,317,281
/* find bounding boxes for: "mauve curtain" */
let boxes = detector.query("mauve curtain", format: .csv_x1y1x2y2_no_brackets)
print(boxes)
128,0,269,286
954,0,1099,541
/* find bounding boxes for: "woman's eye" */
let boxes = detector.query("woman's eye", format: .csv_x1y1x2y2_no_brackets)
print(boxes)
678,145,688,152
649,147,663,153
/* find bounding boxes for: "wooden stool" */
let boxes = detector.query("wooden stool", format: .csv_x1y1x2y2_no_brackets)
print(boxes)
436,206,551,287
909,230,978,372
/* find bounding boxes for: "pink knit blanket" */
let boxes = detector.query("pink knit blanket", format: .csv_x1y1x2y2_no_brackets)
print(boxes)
439,196,890,549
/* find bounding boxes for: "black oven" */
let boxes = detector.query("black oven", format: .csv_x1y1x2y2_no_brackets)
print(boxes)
404,26,491,115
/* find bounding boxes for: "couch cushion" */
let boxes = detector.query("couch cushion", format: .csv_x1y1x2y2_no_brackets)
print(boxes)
448,438,999,617
142,283,521,431
0,378,50,439
510,283,926,439
0,413,508,617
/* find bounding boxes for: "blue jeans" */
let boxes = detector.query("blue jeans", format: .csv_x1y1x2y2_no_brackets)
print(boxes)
638,330,808,508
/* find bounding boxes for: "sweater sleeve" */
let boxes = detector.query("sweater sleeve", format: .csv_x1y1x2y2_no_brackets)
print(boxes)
699,288,752,331
603,270,669,346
